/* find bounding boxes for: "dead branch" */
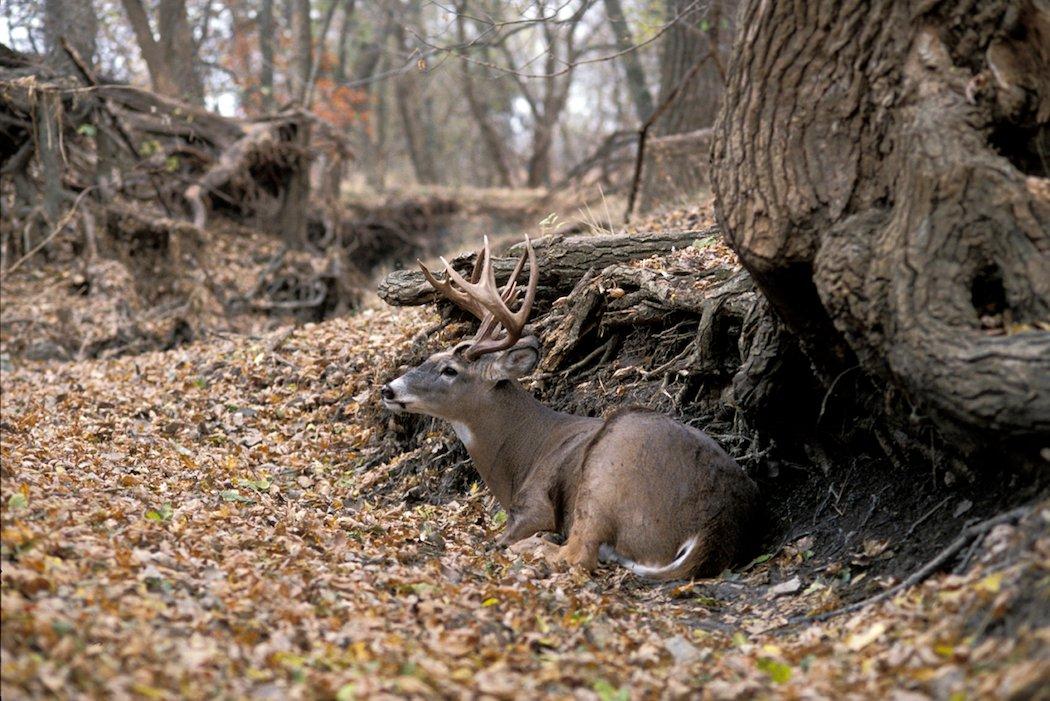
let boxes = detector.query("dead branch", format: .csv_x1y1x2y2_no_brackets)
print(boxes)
2,187,95,278
792,506,1032,625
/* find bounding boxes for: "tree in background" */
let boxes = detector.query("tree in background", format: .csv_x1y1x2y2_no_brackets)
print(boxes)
654,0,732,135
602,0,653,123
119,0,205,104
392,2,440,185
43,0,98,69
5,0,689,192
455,5,516,187
259,0,275,110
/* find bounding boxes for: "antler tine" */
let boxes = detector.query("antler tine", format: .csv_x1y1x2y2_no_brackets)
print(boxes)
463,235,538,359
420,235,539,360
417,257,489,322
497,243,529,303
468,243,486,283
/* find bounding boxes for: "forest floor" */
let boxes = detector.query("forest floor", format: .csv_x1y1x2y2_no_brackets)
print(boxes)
2,296,1048,699
1,193,1048,699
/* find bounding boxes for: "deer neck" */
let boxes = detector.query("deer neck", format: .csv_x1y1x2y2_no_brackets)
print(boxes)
450,381,570,509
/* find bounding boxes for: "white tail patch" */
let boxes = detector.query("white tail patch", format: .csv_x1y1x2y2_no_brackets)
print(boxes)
599,534,701,579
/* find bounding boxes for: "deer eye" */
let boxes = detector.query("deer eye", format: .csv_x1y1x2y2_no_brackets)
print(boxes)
440,366,458,377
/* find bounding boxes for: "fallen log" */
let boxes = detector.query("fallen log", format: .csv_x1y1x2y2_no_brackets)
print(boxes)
378,228,719,307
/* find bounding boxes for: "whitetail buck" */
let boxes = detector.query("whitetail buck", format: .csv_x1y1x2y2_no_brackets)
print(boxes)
381,236,759,580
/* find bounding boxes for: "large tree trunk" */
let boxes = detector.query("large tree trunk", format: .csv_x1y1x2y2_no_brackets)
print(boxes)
43,0,97,71
712,0,1050,467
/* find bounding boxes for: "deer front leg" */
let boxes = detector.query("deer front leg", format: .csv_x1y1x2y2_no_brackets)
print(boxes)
496,497,556,547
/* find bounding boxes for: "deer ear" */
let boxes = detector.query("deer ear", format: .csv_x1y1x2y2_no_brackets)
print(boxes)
487,337,540,380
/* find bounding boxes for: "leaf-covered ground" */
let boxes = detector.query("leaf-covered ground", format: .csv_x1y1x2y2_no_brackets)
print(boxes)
2,305,1048,700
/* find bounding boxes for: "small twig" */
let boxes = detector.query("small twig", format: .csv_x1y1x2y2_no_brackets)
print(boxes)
244,245,290,301
791,506,1030,625
905,496,952,537
818,365,860,424
954,532,985,575
2,187,94,278
812,489,833,525
81,208,98,262
639,342,695,379
856,492,881,531
829,482,845,516
266,327,296,353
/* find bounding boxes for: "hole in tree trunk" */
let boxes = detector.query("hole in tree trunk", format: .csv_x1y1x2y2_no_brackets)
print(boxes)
971,263,1008,321
989,122,1050,177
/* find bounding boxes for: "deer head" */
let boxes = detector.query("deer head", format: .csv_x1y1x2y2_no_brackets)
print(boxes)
381,235,540,421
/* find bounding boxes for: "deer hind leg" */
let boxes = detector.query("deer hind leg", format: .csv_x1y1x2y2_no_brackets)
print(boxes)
556,519,611,572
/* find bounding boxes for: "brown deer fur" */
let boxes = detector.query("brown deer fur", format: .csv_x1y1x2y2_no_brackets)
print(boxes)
381,236,758,580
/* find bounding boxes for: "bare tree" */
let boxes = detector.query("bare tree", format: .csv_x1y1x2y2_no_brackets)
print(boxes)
292,0,312,103
119,0,205,104
602,0,653,122
259,0,276,110
334,0,357,83
455,7,514,187
493,0,592,187
393,4,440,184
653,0,731,136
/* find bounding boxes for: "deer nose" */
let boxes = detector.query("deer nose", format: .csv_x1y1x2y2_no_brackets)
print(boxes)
381,384,395,401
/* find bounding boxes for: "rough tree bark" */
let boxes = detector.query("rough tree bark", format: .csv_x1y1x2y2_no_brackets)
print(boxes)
712,0,1050,465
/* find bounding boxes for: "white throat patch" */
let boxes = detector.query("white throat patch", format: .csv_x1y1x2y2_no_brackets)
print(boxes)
450,422,476,452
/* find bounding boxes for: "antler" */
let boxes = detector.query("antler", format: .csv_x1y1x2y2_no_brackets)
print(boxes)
417,235,539,359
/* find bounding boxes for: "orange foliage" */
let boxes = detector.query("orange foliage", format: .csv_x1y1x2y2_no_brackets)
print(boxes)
312,76,370,130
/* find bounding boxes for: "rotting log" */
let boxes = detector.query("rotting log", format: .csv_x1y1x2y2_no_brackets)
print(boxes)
378,228,719,307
